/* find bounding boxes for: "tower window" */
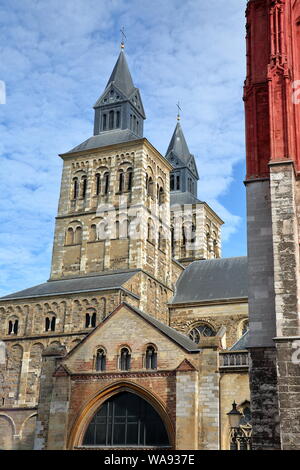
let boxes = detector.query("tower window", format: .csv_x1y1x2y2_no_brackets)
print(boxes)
96,348,106,372
176,175,180,190
109,110,114,130
66,227,74,245
103,114,107,131
158,187,164,205
116,111,120,128
145,346,157,370
119,170,125,192
120,347,131,371
95,174,101,196
170,175,174,191
127,168,133,191
73,178,79,199
81,176,87,198
74,226,82,244
104,172,109,195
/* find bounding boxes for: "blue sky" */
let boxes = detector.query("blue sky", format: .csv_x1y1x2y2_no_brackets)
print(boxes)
0,0,248,296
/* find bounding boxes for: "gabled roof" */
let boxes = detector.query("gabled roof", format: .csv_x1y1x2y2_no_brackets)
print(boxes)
64,302,200,359
171,257,248,304
0,271,139,301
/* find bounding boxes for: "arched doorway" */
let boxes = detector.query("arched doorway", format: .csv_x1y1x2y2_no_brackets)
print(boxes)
82,391,170,448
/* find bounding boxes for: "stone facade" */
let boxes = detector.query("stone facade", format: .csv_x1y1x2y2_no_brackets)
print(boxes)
0,47,250,450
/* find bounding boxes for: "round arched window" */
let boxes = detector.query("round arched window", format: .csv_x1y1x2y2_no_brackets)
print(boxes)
189,324,215,343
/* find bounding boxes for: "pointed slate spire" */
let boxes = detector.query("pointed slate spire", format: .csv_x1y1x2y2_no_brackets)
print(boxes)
166,122,192,163
166,120,199,202
93,48,145,137
105,50,135,98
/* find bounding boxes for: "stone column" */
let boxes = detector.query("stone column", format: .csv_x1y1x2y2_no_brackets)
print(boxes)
175,360,198,449
34,344,66,450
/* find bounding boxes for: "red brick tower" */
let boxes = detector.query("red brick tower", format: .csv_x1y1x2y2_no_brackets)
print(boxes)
245,0,300,450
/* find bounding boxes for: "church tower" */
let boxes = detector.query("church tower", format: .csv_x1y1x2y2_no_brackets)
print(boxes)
165,119,223,266
244,0,300,450
50,47,174,308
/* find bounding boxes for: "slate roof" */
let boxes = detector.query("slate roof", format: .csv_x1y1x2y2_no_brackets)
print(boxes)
62,130,141,155
171,257,248,304
166,122,191,163
121,302,200,352
0,271,139,301
104,50,135,98
170,192,202,206
230,330,249,351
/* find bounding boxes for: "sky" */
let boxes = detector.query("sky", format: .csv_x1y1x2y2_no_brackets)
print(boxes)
0,0,248,297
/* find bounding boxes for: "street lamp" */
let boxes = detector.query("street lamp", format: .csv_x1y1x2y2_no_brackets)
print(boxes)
227,401,252,450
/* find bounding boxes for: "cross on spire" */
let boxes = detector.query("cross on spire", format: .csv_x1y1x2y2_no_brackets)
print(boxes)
120,26,127,49
176,101,182,121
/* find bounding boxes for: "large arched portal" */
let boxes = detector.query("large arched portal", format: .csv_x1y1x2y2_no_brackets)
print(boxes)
82,391,170,448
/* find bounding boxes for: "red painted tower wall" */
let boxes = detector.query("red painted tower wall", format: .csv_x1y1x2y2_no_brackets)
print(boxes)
244,0,300,179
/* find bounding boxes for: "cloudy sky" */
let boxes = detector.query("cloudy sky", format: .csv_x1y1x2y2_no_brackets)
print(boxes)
0,0,248,296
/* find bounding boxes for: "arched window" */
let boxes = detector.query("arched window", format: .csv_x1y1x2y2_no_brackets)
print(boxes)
120,347,131,371
73,178,79,199
90,224,97,242
147,177,154,198
118,170,125,192
145,346,157,370
182,225,187,247
147,219,155,245
83,392,170,447
119,219,128,239
8,319,18,335
171,227,175,256
109,110,114,130
103,172,109,195
127,168,133,190
81,176,87,198
66,227,74,245
95,174,101,196
45,315,56,332
85,312,97,329
96,348,106,371
158,227,166,252
189,324,215,344
158,187,164,205
74,226,82,244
